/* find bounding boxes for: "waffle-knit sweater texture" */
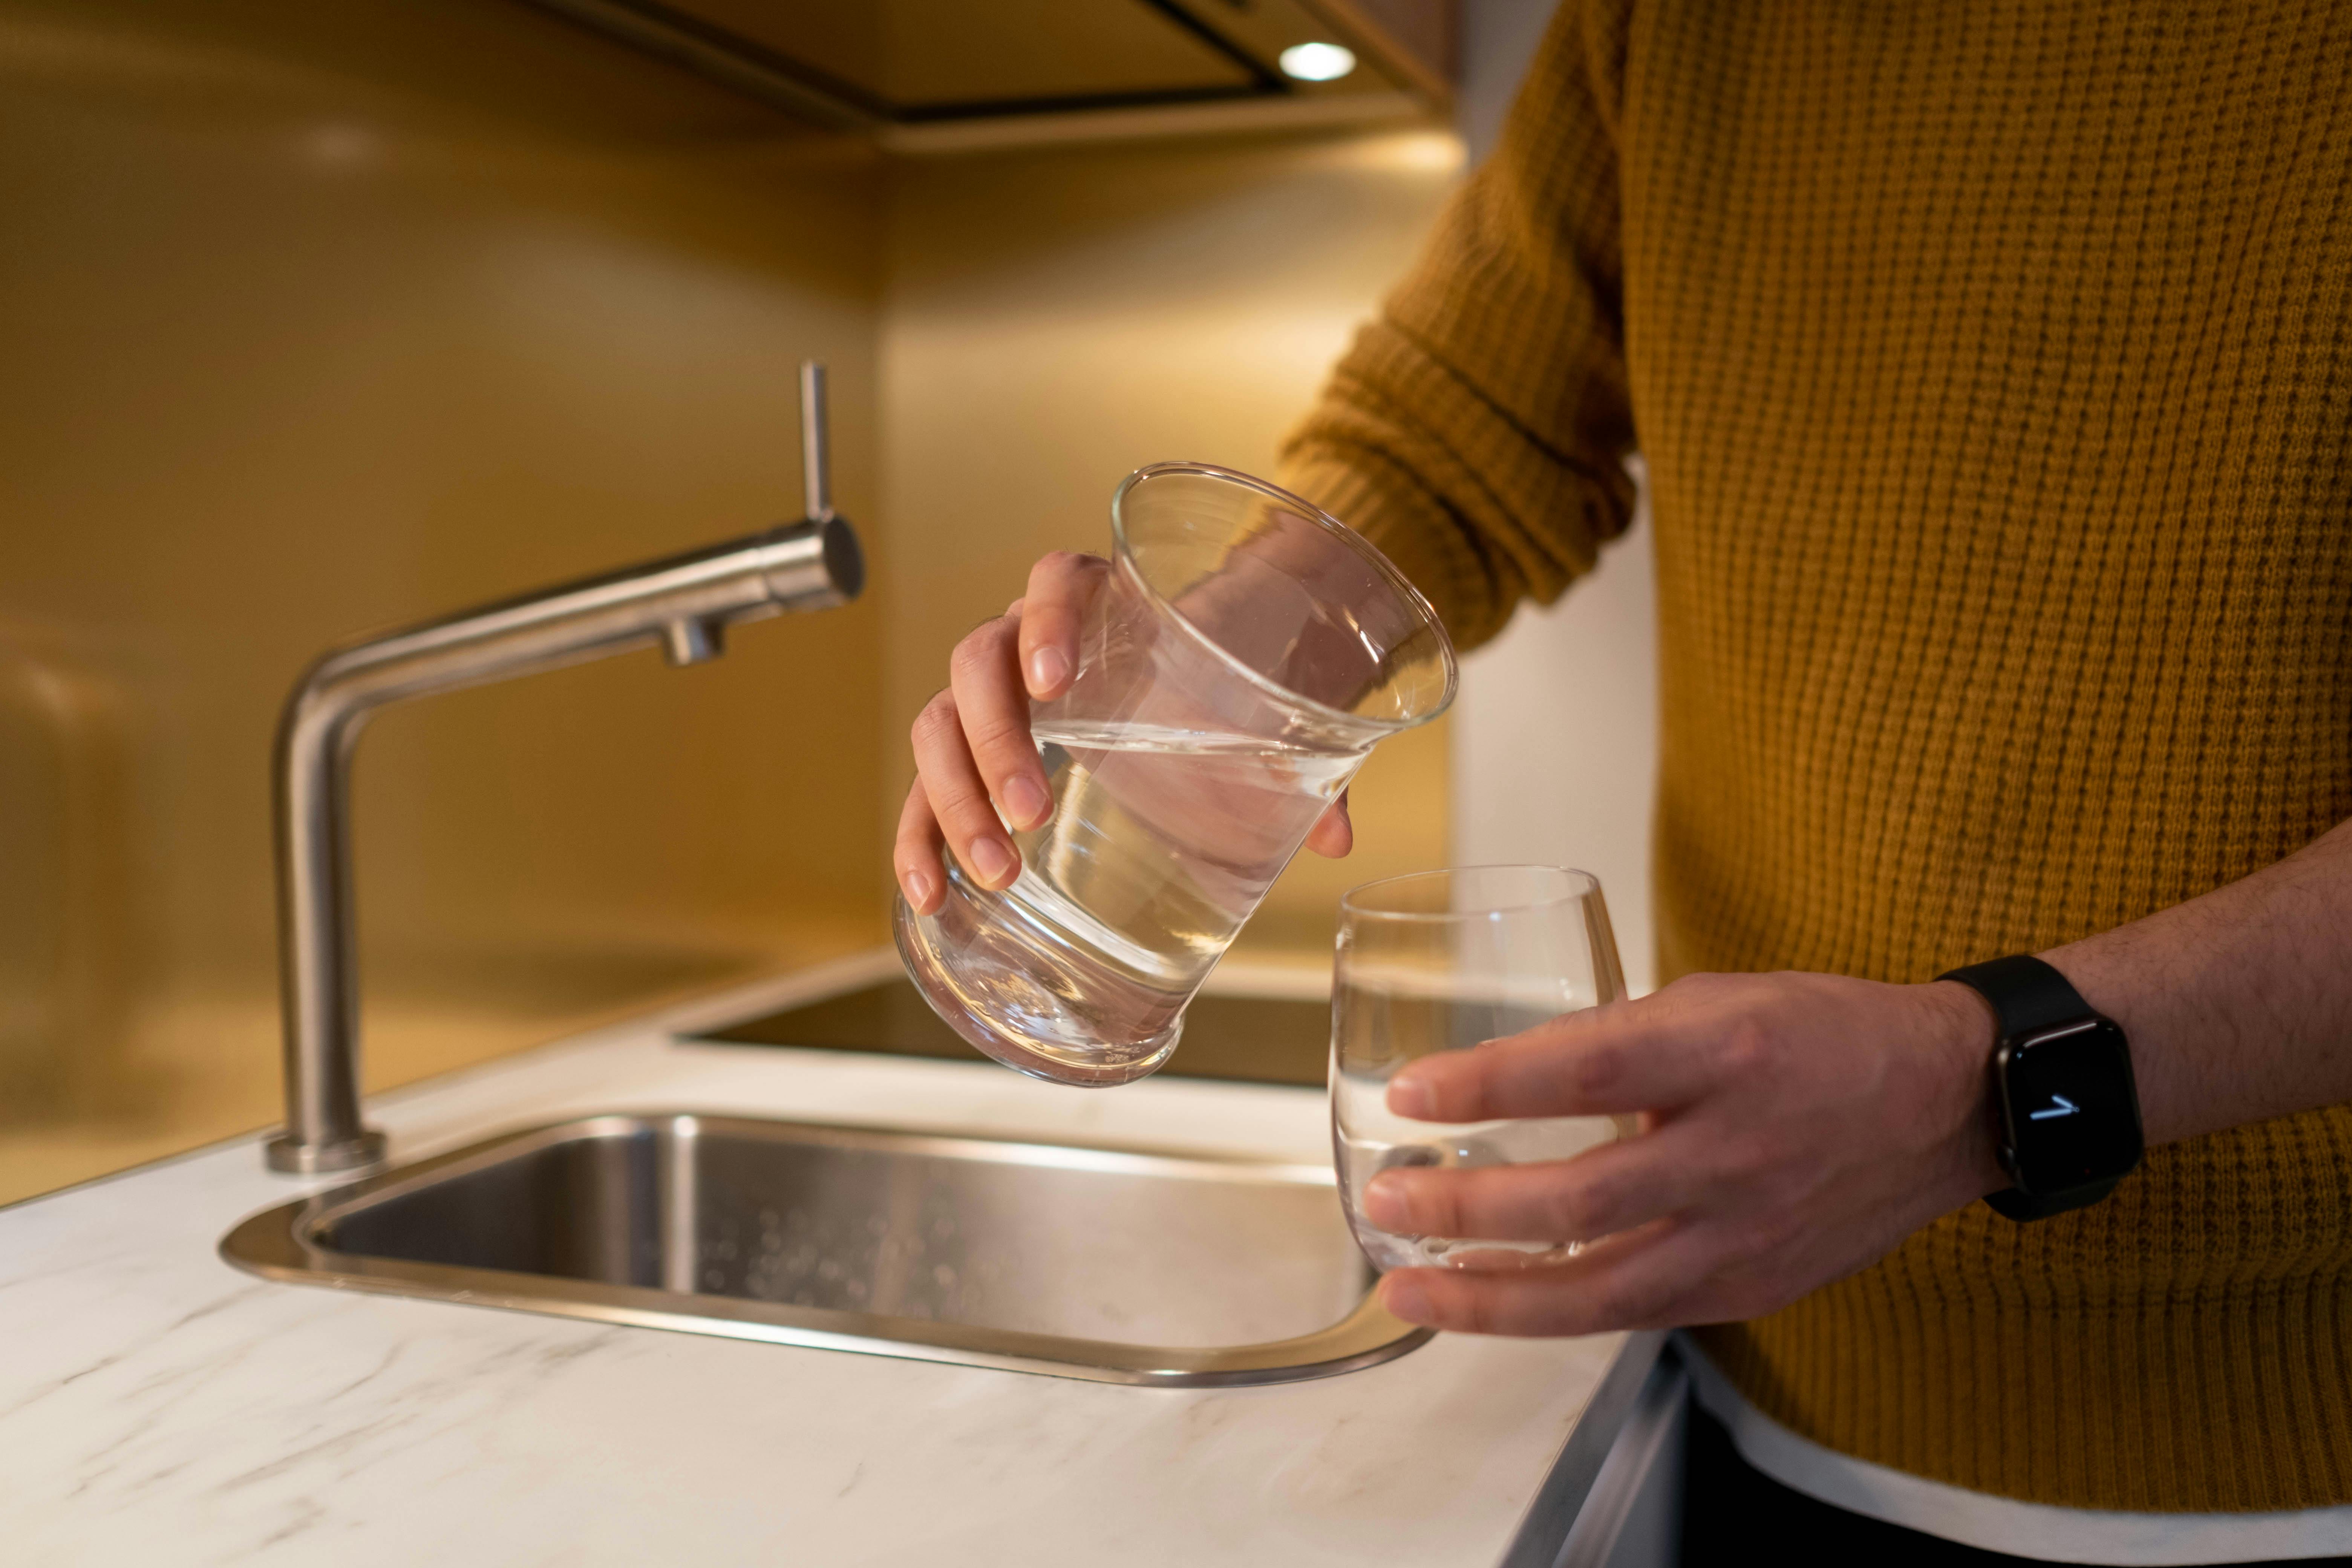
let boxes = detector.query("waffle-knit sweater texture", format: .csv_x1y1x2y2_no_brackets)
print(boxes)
1280,0,2352,1514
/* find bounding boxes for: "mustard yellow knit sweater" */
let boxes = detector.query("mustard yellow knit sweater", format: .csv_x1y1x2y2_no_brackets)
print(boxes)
1282,0,2352,1514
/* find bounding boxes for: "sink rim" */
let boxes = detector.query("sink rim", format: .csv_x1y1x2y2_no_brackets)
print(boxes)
220,1110,1432,1388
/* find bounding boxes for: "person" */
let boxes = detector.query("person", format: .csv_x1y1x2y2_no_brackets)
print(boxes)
896,2,2352,1560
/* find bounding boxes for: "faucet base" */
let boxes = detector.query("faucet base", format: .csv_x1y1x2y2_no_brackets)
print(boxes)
265,1128,389,1177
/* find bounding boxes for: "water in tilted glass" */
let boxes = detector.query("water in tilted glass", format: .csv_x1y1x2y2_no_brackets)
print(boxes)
894,462,1456,1087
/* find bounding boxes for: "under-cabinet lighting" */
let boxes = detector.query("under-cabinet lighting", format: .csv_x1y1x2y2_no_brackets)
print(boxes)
1278,41,1357,83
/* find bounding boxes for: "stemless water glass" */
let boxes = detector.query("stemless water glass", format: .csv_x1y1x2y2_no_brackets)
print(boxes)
894,462,1457,1088
1332,865,1629,1270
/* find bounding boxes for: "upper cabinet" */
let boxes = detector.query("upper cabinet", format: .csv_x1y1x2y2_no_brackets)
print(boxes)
517,0,1457,149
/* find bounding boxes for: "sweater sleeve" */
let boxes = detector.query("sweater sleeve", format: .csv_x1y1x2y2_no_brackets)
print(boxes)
1278,0,1640,653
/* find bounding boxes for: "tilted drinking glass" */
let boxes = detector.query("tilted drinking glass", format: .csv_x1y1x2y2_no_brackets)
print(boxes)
894,462,1457,1087
1331,865,1630,1270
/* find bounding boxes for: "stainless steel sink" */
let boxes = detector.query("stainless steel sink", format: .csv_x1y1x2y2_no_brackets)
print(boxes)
221,1113,1428,1386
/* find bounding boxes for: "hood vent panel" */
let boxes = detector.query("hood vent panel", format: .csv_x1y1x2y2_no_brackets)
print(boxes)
521,0,1452,148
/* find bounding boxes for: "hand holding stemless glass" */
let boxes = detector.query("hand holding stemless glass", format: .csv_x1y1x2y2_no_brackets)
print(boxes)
1363,970,2011,1336
1331,867,1632,1273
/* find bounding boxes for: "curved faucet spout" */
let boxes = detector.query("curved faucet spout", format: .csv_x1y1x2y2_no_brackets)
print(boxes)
266,365,862,1176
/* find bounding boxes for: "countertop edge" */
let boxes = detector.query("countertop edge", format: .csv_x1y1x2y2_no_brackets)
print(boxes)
1498,1329,1670,1567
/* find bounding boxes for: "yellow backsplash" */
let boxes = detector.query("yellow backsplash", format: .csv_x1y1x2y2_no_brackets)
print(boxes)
0,0,1460,1203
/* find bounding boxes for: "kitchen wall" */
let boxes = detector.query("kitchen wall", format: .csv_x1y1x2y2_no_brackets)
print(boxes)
879,125,1463,960
0,0,890,1201
0,2,1465,1202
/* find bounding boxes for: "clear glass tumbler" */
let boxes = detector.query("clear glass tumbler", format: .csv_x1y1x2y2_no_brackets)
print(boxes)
1331,866,1629,1270
894,462,1456,1087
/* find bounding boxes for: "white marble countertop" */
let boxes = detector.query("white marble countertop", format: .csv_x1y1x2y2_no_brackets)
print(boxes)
0,954,1640,1566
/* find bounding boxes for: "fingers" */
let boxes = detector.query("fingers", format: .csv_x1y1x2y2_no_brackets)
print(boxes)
1386,1002,1720,1123
908,688,1021,891
1304,790,1353,858
1016,552,1107,700
1377,1218,1715,1337
893,779,948,913
1362,1132,1704,1245
900,552,1104,908
1364,971,2017,1341
947,615,1054,836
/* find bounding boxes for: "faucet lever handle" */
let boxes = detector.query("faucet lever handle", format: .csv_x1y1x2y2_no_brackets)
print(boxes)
799,360,833,524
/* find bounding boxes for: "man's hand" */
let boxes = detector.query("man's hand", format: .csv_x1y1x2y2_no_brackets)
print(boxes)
895,551,1352,915
1366,972,2007,1337
1366,812,2352,1339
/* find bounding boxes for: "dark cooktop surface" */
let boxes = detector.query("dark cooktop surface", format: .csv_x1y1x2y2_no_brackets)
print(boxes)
693,978,1331,1089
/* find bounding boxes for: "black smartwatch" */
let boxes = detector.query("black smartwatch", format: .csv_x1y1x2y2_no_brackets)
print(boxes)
1937,954,2144,1222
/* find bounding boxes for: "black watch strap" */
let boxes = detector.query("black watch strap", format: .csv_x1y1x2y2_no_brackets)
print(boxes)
1941,954,2091,1035
1980,1179,2122,1221
1939,954,2133,1222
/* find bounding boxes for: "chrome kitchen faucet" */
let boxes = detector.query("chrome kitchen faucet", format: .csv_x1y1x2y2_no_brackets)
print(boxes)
265,362,863,1176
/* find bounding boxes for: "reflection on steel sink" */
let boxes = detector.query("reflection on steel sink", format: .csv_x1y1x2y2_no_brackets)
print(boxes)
221,1113,1429,1386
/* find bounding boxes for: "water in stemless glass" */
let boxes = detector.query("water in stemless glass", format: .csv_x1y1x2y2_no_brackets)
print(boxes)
1331,866,1628,1271
894,463,1456,1088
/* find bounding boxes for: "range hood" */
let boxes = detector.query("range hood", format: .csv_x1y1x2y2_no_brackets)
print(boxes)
521,0,1455,151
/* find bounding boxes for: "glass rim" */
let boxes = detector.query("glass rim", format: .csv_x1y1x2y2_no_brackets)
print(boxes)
1108,461,1458,735
1338,864,1601,921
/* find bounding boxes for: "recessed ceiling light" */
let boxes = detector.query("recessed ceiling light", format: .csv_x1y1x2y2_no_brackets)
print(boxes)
1279,41,1357,83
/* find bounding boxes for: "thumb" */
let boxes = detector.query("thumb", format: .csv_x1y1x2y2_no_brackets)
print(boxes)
1305,790,1354,858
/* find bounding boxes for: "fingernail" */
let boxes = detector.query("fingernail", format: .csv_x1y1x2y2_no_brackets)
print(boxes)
1003,775,1050,828
900,869,936,912
1381,1275,1433,1325
1028,647,1070,694
1387,1075,1436,1120
1363,1170,1413,1231
968,838,1015,886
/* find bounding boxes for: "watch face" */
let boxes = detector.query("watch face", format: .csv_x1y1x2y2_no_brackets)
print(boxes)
2001,1018,2143,1193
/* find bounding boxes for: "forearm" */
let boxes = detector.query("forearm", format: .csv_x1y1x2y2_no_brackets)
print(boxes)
2043,814,2352,1146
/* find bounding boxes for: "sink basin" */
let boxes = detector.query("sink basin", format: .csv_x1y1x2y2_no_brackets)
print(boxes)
221,1113,1428,1386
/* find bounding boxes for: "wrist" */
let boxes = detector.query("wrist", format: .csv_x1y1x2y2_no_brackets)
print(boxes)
1919,979,2009,1208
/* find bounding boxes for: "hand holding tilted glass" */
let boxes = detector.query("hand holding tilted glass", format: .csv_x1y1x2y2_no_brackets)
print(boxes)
894,463,1456,1087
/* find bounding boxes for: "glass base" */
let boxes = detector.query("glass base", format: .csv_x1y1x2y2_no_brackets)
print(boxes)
1344,1219,1582,1272
892,892,1184,1088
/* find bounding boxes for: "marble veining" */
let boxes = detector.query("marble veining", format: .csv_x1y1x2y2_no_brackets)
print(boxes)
0,955,1630,1566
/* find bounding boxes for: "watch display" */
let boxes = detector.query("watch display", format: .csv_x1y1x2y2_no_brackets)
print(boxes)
1995,1017,2143,1195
